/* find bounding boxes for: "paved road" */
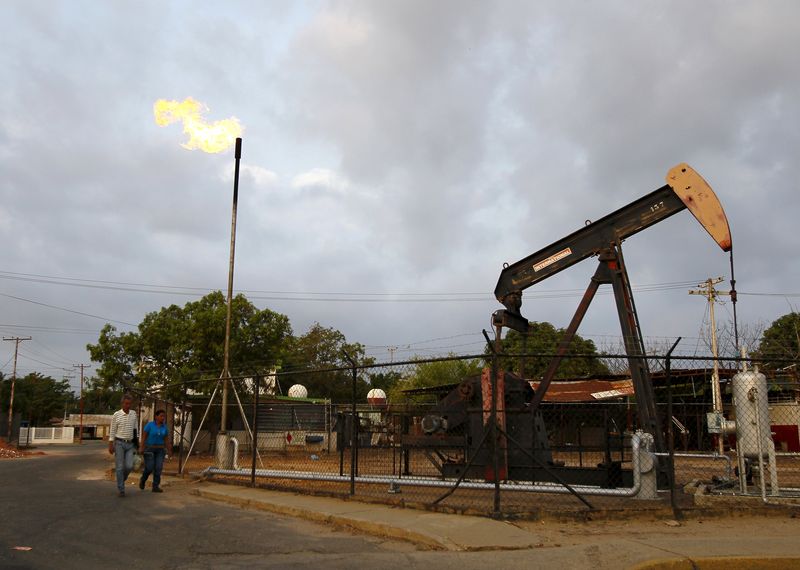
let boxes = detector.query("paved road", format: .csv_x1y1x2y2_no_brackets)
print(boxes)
2,443,798,569
0,443,568,570
0,442,424,569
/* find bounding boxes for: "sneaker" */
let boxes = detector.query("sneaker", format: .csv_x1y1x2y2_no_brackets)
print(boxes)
139,478,145,490
152,487,163,493
118,491,125,497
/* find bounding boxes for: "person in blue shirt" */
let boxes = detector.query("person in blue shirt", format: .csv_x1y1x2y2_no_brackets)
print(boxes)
138,409,173,493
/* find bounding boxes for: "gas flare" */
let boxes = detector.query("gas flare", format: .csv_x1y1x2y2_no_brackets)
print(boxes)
153,97,242,153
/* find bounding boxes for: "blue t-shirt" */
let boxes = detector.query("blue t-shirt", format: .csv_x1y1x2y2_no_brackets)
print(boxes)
143,420,169,447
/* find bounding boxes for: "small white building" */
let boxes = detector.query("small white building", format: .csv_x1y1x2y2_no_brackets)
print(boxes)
62,413,113,440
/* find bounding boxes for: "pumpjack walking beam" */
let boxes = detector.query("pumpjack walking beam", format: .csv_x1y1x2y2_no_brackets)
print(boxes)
493,164,732,452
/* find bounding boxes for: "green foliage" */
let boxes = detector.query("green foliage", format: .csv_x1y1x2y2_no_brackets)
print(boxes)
80,376,122,414
87,291,293,400
0,373,75,425
281,323,373,403
389,356,485,402
754,311,800,366
367,370,403,395
494,321,610,379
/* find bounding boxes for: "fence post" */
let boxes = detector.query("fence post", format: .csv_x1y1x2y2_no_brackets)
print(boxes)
342,350,357,496
251,374,260,487
666,337,681,519
484,328,502,518
178,383,186,475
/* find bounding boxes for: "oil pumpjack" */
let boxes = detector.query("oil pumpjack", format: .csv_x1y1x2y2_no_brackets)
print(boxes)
409,164,732,486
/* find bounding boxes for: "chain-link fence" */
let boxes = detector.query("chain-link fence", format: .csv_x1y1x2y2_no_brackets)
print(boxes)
156,352,799,517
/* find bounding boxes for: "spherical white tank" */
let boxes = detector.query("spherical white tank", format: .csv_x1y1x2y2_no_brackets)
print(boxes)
367,388,387,405
732,370,773,459
288,384,308,399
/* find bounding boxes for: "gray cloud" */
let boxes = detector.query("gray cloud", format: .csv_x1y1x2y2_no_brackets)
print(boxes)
0,0,798,390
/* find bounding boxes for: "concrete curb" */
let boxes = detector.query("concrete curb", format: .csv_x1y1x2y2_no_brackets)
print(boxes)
629,556,800,570
191,483,542,551
192,487,446,550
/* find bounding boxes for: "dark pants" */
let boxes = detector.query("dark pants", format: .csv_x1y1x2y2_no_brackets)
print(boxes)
140,447,166,489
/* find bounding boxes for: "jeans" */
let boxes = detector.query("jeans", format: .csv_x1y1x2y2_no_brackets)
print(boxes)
140,447,166,489
114,440,135,492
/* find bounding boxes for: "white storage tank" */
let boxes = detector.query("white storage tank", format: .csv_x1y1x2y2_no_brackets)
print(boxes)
732,369,773,459
367,388,387,407
288,384,308,399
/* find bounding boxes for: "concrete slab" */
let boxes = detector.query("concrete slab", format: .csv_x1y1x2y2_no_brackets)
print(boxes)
192,482,542,551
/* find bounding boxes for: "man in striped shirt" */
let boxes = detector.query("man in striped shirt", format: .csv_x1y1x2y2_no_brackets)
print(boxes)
108,394,138,497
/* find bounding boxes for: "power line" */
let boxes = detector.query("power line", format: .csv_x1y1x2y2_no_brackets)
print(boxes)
0,270,739,300
0,292,137,327
19,344,72,367
0,324,100,334
738,292,800,298
31,339,78,366
16,350,70,370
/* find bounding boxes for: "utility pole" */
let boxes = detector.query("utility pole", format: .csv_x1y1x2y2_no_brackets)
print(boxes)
689,277,732,454
73,364,91,444
3,336,31,443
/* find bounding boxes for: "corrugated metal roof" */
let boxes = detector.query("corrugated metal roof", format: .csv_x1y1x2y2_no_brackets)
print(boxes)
529,379,634,402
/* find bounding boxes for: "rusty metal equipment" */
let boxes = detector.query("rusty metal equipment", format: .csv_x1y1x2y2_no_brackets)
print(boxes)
402,370,633,487
493,164,732,453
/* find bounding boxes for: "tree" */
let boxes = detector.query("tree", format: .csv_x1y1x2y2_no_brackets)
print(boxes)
754,312,800,366
282,323,373,403
495,321,610,379
0,373,75,425
709,319,767,359
87,291,293,400
367,370,403,395
388,356,485,402
80,376,122,414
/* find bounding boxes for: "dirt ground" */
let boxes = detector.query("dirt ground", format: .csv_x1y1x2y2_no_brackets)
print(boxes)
509,512,800,562
167,448,800,519
0,439,44,459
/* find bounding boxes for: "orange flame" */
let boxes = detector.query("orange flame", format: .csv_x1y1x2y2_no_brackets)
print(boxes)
153,97,242,153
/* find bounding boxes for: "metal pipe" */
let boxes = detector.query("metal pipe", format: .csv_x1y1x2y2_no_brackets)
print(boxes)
229,437,240,470
205,433,645,498
251,374,260,487
665,337,681,517
753,388,768,503
654,452,733,479
180,380,220,475
342,351,357,496
491,324,501,515
221,137,243,432
177,384,187,474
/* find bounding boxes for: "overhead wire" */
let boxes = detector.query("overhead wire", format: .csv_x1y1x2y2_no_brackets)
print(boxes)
4,267,793,377
0,324,100,334
0,270,732,302
28,339,76,366
0,292,137,327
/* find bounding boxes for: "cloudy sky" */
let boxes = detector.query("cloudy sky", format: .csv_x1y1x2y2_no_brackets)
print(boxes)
1,1,798,393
